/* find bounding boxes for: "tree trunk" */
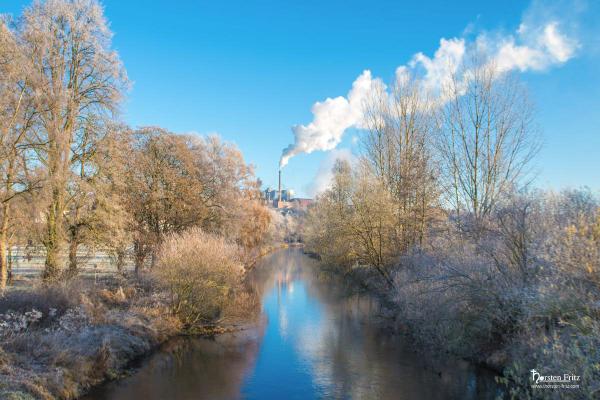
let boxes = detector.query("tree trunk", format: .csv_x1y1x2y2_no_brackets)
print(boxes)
0,158,15,290
68,232,79,276
116,248,125,273
43,187,63,280
0,203,10,290
134,241,145,274
7,246,12,284
150,249,157,269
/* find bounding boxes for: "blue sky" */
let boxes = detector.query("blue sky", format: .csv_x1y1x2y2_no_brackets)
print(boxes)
4,0,600,197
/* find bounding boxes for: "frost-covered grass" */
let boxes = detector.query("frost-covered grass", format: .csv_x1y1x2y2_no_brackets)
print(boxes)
0,228,262,400
0,276,181,399
306,188,600,399
389,190,600,399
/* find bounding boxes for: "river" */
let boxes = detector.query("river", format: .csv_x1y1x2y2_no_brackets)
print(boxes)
85,248,500,399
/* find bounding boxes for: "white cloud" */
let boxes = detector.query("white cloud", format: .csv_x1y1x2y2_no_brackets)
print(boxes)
487,21,578,73
306,149,356,197
541,23,577,62
409,38,466,94
280,0,581,169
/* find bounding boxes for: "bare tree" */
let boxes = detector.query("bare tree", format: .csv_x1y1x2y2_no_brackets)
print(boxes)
437,62,540,223
362,77,439,250
0,19,39,289
19,0,127,279
349,164,397,286
304,159,355,267
64,119,131,275
305,159,396,287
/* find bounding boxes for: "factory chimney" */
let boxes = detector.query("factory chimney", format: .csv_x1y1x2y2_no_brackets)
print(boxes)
278,169,282,202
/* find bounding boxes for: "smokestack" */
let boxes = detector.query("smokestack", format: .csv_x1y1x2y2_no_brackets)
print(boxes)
278,170,282,202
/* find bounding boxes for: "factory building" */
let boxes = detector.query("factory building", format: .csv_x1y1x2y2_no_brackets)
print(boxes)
263,188,294,203
261,169,309,209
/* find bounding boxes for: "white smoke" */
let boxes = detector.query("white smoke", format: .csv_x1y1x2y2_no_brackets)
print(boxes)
279,71,384,169
279,1,580,169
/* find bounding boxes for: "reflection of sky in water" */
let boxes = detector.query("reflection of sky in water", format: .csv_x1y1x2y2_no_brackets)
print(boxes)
242,278,324,399
85,249,500,400
240,250,499,399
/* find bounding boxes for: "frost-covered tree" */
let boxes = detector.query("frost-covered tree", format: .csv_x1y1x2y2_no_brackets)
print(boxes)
121,128,257,272
362,77,439,250
63,120,131,275
19,0,127,279
437,62,540,222
305,159,397,286
0,19,38,289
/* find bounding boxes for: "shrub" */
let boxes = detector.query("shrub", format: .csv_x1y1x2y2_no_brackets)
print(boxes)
389,189,600,397
393,237,528,358
154,228,245,328
0,284,83,337
500,314,600,399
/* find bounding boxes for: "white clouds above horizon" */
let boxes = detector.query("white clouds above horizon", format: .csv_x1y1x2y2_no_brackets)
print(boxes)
280,0,582,172
305,148,356,197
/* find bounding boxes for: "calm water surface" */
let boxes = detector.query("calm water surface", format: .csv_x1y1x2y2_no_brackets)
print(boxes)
85,248,500,399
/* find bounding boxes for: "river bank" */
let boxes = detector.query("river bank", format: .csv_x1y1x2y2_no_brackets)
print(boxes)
317,260,505,369
0,229,268,400
81,248,500,400
313,254,600,400
0,271,260,400
0,275,181,399
307,257,493,372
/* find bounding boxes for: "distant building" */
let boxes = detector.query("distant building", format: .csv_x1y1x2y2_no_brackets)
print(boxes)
262,187,300,208
261,168,310,210
291,198,313,210
279,189,292,202
263,187,278,202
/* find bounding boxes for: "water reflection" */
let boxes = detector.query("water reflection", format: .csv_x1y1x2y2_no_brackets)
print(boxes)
85,248,499,400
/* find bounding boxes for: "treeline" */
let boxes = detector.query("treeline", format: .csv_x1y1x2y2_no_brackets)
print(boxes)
306,63,539,275
305,61,600,397
0,0,271,289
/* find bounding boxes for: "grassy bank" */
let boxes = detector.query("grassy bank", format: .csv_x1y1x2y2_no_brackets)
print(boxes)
0,229,262,400
0,276,180,399
304,152,600,399
305,188,600,399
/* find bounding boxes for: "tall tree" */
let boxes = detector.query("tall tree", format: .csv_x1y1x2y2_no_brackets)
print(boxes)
362,77,438,250
20,0,126,279
64,119,130,275
305,159,397,286
437,62,540,223
0,19,38,289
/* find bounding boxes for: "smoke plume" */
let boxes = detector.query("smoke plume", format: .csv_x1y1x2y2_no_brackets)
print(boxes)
279,71,384,169
279,0,580,169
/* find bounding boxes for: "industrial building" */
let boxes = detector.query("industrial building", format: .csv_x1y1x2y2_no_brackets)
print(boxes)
262,169,313,210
